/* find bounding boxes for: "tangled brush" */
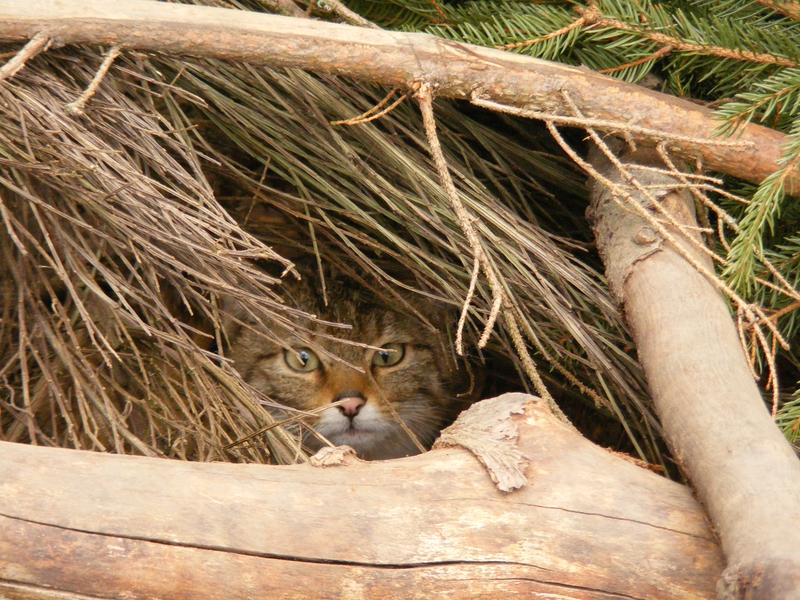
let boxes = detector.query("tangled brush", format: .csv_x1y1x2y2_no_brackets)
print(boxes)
0,41,662,464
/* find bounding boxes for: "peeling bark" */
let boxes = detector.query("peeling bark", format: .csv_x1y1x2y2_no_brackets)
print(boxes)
434,394,529,492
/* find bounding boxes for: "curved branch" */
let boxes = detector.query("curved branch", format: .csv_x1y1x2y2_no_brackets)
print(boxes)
589,148,800,599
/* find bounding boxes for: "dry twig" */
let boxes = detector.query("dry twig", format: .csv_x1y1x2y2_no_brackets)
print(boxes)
416,82,561,417
65,45,121,115
0,31,50,81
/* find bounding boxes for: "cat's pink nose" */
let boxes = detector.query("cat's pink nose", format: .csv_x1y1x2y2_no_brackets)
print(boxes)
336,395,365,417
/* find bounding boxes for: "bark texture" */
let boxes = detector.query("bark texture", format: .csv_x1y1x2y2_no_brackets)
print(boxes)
590,148,800,600
0,0,796,192
0,394,722,599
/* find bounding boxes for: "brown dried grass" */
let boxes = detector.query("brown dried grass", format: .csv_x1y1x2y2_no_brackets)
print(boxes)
0,37,662,464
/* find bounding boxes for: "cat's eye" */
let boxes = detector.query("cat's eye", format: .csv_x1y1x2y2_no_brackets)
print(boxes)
284,347,321,373
371,343,405,368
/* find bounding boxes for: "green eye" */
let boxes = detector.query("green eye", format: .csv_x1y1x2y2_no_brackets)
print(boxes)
372,343,405,368
284,347,321,372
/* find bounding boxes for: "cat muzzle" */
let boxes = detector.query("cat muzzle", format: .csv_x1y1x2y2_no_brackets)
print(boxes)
334,391,366,418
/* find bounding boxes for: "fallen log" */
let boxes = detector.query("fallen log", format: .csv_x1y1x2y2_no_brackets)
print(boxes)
0,0,796,192
589,148,800,599
0,394,722,599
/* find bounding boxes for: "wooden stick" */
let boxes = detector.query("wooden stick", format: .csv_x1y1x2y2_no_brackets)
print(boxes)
0,0,796,192
0,29,48,81
589,147,800,599
0,394,722,598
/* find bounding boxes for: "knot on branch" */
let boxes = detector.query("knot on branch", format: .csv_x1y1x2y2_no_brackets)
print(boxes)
578,3,602,25
717,559,800,600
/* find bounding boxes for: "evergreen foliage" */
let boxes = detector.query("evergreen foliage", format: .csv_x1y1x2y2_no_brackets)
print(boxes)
340,0,800,444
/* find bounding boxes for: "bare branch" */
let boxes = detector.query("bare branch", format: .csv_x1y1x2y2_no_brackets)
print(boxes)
65,45,121,115
0,30,49,81
261,0,305,18
588,147,800,599
0,0,796,192
314,0,380,29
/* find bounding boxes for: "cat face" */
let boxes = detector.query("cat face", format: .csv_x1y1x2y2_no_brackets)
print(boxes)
224,275,464,460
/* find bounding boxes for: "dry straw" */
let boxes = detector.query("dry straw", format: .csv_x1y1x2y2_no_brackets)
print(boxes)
0,36,665,463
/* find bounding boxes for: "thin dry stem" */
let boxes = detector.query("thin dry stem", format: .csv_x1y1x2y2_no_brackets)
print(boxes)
418,84,502,344
765,300,800,323
546,110,785,412
455,256,480,356
261,0,306,17
330,89,408,126
560,91,726,271
498,14,588,51
65,45,122,116
561,91,786,347
0,32,50,82
736,307,761,380
599,45,674,75
478,293,503,349
428,0,448,22
417,82,558,411
545,121,781,348
755,0,800,21
315,0,381,29
656,144,799,305
577,5,798,68
471,97,753,150
224,400,345,450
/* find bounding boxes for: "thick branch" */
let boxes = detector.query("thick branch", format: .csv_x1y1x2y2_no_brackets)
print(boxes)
0,395,721,599
589,149,800,599
0,0,797,193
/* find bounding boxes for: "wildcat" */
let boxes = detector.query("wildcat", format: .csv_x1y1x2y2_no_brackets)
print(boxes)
224,267,475,460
